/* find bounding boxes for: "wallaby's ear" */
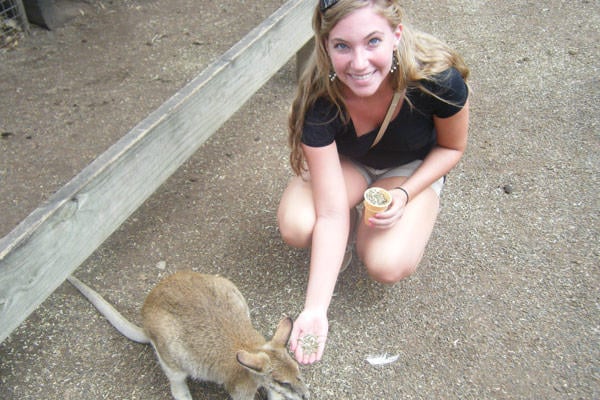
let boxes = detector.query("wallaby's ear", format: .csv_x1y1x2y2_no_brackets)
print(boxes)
236,350,271,374
271,316,293,347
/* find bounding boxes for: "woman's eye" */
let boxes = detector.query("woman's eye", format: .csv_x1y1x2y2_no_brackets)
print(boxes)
368,37,382,46
333,42,349,51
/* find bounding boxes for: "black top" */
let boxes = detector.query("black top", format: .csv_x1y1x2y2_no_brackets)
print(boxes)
301,67,469,169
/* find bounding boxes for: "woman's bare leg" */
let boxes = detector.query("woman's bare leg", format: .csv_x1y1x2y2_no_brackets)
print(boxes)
356,177,440,284
277,159,367,249
277,176,316,249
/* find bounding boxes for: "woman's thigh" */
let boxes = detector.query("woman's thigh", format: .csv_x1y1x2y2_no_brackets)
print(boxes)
356,180,440,283
277,176,316,248
277,160,368,248
340,157,370,207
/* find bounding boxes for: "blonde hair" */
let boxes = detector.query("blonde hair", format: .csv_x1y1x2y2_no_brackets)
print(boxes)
288,0,470,175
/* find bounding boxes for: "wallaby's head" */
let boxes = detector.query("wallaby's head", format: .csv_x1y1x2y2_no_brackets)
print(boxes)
236,317,309,400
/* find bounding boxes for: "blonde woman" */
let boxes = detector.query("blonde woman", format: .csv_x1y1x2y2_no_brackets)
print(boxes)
278,0,470,364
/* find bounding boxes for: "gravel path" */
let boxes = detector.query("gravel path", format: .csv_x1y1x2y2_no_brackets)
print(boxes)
0,1,598,399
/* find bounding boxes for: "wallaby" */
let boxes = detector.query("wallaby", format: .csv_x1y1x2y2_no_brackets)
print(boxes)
67,270,309,400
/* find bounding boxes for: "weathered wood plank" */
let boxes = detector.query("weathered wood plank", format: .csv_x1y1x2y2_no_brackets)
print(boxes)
296,40,315,80
22,0,64,30
0,0,314,343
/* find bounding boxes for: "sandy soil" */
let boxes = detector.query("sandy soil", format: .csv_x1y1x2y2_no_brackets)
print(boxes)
0,0,598,399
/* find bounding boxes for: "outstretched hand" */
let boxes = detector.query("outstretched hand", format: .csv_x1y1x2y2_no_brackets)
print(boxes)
289,308,328,364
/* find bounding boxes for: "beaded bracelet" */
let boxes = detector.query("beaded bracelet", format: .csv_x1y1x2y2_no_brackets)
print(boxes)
393,187,410,203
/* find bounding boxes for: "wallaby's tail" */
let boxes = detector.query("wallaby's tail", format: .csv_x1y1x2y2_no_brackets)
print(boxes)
67,276,150,344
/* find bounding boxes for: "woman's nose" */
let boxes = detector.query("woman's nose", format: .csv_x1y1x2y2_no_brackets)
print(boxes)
351,48,369,70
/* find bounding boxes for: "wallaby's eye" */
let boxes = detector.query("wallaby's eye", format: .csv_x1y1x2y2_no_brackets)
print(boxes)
275,380,293,390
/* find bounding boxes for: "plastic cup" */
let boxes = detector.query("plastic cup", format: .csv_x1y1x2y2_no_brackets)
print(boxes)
363,187,392,224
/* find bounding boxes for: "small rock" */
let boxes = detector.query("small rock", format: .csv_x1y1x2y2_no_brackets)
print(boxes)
502,184,514,194
156,260,167,270
1,131,13,138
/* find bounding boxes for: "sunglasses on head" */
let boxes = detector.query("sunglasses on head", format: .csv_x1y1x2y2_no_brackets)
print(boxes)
320,0,339,12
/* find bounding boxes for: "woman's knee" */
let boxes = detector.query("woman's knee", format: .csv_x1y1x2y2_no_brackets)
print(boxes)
277,177,315,248
277,206,314,248
368,263,416,284
360,251,421,284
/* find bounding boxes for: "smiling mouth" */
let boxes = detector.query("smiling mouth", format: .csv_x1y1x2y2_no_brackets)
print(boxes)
348,71,375,81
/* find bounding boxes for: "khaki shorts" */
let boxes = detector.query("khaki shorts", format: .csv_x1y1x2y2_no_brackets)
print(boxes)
348,159,445,196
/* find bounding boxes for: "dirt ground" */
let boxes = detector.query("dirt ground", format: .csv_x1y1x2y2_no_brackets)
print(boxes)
0,0,598,399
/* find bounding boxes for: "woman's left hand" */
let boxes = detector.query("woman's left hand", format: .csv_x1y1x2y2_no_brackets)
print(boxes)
366,188,408,229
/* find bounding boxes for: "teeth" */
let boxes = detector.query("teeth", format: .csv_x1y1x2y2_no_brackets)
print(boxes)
350,72,374,80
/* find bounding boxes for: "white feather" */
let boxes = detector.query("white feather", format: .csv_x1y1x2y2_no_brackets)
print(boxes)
366,353,399,366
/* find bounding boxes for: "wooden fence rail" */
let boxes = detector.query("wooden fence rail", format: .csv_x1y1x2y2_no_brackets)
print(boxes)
0,0,314,343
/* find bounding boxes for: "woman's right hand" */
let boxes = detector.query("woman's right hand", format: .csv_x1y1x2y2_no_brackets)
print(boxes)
289,308,329,365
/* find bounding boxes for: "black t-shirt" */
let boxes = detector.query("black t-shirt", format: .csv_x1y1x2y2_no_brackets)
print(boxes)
301,67,469,169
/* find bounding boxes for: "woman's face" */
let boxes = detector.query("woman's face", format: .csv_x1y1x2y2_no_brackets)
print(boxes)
326,6,402,98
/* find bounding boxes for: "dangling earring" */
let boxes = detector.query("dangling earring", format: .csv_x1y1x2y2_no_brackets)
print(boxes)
390,50,399,74
329,71,337,82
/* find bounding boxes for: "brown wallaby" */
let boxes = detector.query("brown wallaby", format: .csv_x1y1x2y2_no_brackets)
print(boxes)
67,270,309,400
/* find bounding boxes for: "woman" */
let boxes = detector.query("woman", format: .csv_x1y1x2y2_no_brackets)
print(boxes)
277,0,470,364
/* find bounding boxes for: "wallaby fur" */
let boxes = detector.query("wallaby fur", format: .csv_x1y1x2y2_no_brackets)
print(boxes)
68,270,309,400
